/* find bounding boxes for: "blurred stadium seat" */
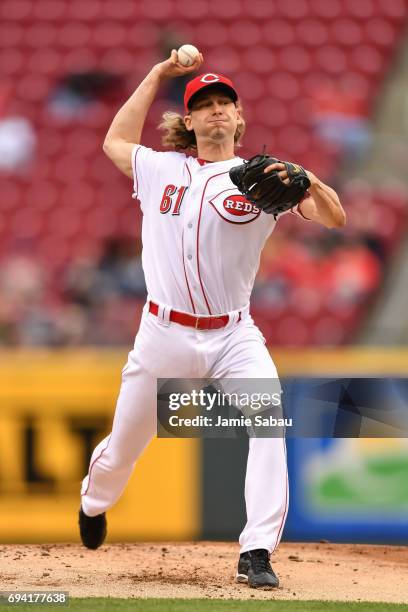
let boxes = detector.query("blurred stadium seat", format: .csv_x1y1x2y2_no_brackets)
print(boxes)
0,0,407,346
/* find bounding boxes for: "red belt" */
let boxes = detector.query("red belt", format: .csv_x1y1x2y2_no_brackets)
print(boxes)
149,301,240,330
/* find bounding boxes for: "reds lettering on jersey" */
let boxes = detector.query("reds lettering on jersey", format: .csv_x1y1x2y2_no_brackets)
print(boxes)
132,145,299,315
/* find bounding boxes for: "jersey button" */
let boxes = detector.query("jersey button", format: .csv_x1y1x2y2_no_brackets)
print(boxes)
188,223,193,229
187,254,192,260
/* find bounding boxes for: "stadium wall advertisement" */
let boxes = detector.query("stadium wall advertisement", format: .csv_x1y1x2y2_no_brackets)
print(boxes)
1,349,407,543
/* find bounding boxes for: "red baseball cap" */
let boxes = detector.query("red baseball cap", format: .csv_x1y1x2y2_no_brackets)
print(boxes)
184,73,238,112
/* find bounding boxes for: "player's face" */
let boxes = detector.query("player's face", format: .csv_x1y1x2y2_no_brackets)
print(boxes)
185,90,241,143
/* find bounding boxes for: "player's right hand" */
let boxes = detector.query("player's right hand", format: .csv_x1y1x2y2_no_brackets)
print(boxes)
153,49,204,80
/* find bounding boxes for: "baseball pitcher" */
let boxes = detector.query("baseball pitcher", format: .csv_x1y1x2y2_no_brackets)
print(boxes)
78,49,346,589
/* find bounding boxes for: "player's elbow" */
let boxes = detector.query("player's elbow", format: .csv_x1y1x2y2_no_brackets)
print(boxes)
103,136,114,159
335,208,347,228
327,209,346,229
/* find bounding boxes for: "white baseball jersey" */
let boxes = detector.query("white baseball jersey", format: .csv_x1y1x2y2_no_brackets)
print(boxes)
81,144,292,557
132,145,301,315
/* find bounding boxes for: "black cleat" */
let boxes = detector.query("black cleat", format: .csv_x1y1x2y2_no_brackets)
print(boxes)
78,506,107,550
236,549,279,589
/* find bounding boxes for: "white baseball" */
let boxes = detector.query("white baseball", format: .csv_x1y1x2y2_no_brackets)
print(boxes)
177,44,200,67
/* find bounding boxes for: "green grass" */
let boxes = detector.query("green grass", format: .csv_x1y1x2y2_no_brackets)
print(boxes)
3,599,407,612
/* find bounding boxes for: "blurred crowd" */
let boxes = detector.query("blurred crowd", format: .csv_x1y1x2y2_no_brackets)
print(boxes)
1,4,408,346
254,229,382,314
0,238,146,346
0,220,386,347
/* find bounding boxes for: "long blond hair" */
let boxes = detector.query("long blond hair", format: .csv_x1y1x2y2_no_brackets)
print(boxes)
158,104,246,151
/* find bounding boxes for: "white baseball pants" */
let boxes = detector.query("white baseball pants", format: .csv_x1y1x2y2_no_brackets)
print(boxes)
81,304,289,554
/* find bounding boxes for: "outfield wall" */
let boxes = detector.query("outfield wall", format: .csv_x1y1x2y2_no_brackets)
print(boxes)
0,349,407,543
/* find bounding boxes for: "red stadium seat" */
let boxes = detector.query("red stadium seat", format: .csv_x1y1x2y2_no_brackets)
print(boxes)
61,182,97,210
246,0,279,19
289,98,314,126
256,100,289,128
227,21,262,46
313,317,346,345
294,19,329,47
28,49,61,76
28,159,52,181
54,155,87,183
12,209,43,240
350,44,384,75
139,0,173,19
0,0,32,20
377,0,408,20
33,0,67,21
95,181,131,210
314,45,347,74
102,1,137,20
262,20,295,47
242,46,276,74
92,23,127,47
62,47,99,71
279,126,311,156
16,74,50,103
309,0,343,19
329,19,363,47
67,0,102,21
242,125,278,155
84,207,120,238
25,23,58,47
364,18,398,47
101,49,137,74
0,49,24,75
176,0,209,20
29,181,59,211
131,50,158,74
207,0,243,20
58,23,92,48
46,209,83,238
278,0,309,20
1,181,23,211
277,46,312,74
65,130,100,158
117,207,143,236
343,0,376,20
233,73,265,101
37,236,71,266
205,46,241,73
276,316,310,345
0,23,24,48
127,22,160,48
267,73,300,100
40,130,64,157
89,156,121,183
193,21,228,47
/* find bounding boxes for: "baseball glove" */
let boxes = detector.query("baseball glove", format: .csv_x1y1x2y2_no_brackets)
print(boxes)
229,154,311,217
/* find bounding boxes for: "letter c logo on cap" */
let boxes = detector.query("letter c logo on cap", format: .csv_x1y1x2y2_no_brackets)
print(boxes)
201,73,220,83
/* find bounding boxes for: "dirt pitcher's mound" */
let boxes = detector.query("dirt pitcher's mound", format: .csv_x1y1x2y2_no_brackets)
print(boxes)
0,542,407,603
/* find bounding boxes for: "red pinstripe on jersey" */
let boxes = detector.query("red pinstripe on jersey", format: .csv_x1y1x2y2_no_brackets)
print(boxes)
182,228,197,313
196,170,231,315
